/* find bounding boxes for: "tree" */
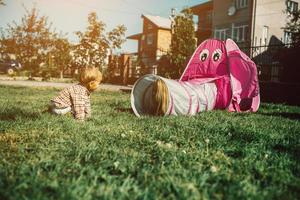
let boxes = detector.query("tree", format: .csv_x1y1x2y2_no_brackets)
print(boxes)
73,12,126,71
108,25,127,50
0,7,55,76
157,55,172,78
0,0,5,6
168,8,196,78
50,35,72,79
284,1,300,45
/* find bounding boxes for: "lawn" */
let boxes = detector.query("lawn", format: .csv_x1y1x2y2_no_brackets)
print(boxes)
0,85,300,200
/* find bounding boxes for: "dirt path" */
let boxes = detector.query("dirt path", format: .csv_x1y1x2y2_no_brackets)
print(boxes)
0,79,132,92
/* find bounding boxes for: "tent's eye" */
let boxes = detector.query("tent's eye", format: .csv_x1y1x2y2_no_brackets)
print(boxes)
212,49,222,62
199,49,209,62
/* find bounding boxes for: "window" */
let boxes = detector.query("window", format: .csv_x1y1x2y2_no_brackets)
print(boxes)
262,26,269,45
236,0,248,9
286,0,299,13
232,24,248,42
284,31,292,44
193,15,198,27
214,28,229,40
146,33,153,45
148,24,153,30
271,65,280,82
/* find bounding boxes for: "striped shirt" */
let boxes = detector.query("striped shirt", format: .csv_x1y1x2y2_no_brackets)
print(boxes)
51,84,91,120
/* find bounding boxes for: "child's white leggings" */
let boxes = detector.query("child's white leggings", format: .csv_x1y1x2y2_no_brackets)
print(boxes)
49,102,71,115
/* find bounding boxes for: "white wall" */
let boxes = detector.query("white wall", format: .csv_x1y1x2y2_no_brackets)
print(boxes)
252,0,300,46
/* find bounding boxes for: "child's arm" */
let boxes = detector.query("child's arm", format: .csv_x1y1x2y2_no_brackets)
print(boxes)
72,94,87,121
85,98,91,119
73,103,86,121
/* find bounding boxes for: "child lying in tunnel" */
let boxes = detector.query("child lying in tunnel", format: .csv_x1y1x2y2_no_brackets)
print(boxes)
133,75,218,116
147,79,169,116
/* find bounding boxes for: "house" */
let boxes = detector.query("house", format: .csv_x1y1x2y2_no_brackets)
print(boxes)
251,0,299,46
190,1,213,45
191,0,300,81
192,0,300,47
127,14,172,75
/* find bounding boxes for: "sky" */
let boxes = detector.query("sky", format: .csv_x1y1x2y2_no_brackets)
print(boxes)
0,0,207,53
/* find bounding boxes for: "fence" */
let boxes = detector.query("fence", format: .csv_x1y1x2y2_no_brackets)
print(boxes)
240,42,293,82
109,42,296,84
108,43,299,105
241,42,300,105
107,53,168,85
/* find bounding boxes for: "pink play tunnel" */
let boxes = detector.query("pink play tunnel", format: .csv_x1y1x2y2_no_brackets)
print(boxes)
131,39,260,117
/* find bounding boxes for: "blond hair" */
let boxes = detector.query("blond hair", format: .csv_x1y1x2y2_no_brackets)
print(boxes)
79,67,102,92
151,79,169,116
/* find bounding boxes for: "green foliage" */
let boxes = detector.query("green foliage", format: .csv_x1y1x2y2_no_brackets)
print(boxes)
50,36,72,78
0,7,73,79
73,12,126,70
105,55,119,83
169,9,196,78
108,25,127,50
39,67,60,81
157,54,174,79
284,0,300,45
0,8,126,79
0,85,300,199
0,7,55,71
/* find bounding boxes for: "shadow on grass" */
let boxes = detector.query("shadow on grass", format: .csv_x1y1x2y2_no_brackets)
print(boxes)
225,149,244,159
259,112,300,121
273,144,300,163
0,107,41,121
120,88,131,93
115,107,134,114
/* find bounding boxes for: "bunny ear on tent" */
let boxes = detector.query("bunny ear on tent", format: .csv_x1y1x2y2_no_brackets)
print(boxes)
225,38,260,112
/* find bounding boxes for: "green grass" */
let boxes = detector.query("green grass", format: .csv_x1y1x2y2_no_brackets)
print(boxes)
0,85,300,200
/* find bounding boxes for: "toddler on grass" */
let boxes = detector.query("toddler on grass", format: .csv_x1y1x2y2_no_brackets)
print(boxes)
49,67,102,121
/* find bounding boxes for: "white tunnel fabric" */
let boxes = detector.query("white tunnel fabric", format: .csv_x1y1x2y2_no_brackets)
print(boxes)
131,75,156,117
131,74,217,117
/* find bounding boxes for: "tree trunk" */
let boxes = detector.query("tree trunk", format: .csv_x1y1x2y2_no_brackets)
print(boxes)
60,70,63,79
